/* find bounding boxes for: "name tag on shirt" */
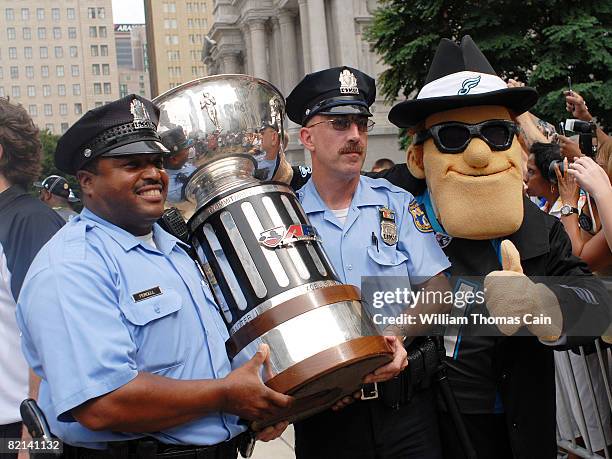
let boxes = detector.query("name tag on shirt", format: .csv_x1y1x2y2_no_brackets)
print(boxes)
132,286,162,302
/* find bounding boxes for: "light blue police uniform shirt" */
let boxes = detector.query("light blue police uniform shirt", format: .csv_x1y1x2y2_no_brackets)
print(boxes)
166,163,196,203
296,176,450,287
16,208,244,449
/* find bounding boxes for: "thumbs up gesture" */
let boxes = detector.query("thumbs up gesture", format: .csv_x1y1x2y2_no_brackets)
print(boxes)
484,240,563,339
500,239,523,274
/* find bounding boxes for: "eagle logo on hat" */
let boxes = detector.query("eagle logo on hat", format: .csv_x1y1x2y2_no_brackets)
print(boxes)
339,69,359,94
130,99,153,129
458,75,481,95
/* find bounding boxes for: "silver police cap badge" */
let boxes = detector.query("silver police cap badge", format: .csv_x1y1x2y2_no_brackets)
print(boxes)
130,99,154,129
379,207,398,245
339,69,359,94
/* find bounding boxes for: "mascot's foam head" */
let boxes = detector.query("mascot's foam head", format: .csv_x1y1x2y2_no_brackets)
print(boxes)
389,36,539,240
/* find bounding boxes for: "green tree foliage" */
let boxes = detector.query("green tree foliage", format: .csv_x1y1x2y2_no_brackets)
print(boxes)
367,0,612,132
39,130,61,181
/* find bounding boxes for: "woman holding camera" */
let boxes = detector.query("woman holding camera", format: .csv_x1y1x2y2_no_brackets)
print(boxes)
567,139,612,257
556,139,612,273
525,142,583,217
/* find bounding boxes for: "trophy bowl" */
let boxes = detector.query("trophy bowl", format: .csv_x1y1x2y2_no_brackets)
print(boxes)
154,75,393,426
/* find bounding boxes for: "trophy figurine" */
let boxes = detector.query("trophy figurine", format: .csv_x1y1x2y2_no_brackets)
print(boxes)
154,75,393,425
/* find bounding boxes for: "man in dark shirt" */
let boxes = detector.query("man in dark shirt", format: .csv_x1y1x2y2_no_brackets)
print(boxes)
0,98,64,458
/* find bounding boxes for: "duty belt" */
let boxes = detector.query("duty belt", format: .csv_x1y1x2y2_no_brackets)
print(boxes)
59,432,254,459
360,337,439,409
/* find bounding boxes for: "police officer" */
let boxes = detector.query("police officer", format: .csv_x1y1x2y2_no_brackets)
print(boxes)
286,67,452,458
159,126,196,203
16,95,292,458
34,174,80,221
254,123,281,180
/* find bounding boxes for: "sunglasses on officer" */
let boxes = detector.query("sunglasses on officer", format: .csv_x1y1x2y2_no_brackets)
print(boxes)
307,116,375,133
414,119,518,154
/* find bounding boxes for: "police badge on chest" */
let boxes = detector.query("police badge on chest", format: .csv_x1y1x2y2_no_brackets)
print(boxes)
379,207,398,245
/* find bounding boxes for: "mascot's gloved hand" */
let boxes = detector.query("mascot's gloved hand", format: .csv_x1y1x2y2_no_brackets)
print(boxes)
272,149,293,185
484,240,563,340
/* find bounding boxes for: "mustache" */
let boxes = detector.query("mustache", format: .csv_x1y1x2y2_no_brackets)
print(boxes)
339,143,365,154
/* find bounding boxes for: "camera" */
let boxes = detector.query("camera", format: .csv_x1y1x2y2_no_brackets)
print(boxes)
561,119,598,157
547,119,597,183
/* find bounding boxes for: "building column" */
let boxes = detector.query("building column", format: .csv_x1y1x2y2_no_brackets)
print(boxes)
248,19,269,81
221,52,240,74
271,18,282,89
297,0,311,74
306,0,330,71
332,0,357,67
278,10,299,93
241,25,253,75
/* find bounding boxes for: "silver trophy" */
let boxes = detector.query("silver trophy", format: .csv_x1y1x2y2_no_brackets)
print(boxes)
154,75,392,426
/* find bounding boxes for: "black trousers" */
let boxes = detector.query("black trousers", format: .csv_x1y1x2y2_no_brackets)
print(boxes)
0,422,22,459
294,388,442,459
438,413,512,459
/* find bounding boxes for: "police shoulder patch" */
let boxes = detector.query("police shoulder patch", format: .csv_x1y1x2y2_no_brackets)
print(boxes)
408,200,433,233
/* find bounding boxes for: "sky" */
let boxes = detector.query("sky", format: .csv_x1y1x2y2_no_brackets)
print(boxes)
112,0,146,24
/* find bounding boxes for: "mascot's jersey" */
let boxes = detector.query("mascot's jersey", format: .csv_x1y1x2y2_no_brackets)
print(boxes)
416,191,506,413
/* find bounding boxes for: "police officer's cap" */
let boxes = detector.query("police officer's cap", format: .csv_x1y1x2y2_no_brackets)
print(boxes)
33,175,80,202
55,94,169,174
160,126,194,156
258,122,278,133
286,66,376,126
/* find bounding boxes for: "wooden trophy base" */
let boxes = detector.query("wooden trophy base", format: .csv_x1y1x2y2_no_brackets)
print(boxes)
252,335,393,429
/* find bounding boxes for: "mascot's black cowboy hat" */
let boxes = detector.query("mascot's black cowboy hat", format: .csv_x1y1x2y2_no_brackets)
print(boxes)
286,66,376,126
388,35,538,128
55,94,169,174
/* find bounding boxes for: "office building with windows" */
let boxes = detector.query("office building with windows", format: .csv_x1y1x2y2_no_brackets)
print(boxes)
0,0,119,134
144,0,214,97
115,24,151,99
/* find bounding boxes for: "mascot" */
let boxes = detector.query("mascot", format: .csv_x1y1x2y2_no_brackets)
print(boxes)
383,35,611,459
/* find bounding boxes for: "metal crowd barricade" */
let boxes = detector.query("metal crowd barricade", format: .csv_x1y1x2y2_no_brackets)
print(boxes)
556,340,612,458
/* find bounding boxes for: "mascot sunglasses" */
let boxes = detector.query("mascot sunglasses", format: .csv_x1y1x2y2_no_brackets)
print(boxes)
414,119,518,154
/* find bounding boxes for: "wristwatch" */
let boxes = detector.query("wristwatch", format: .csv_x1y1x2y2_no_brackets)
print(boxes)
560,205,579,217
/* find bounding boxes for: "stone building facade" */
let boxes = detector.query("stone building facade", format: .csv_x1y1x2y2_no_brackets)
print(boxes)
205,0,401,168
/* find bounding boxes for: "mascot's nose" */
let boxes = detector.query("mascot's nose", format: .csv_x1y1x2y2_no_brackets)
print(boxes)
462,138,492,168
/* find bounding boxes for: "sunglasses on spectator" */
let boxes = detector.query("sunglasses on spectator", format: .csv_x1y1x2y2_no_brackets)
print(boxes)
414,120,518,154
307,116,375,133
